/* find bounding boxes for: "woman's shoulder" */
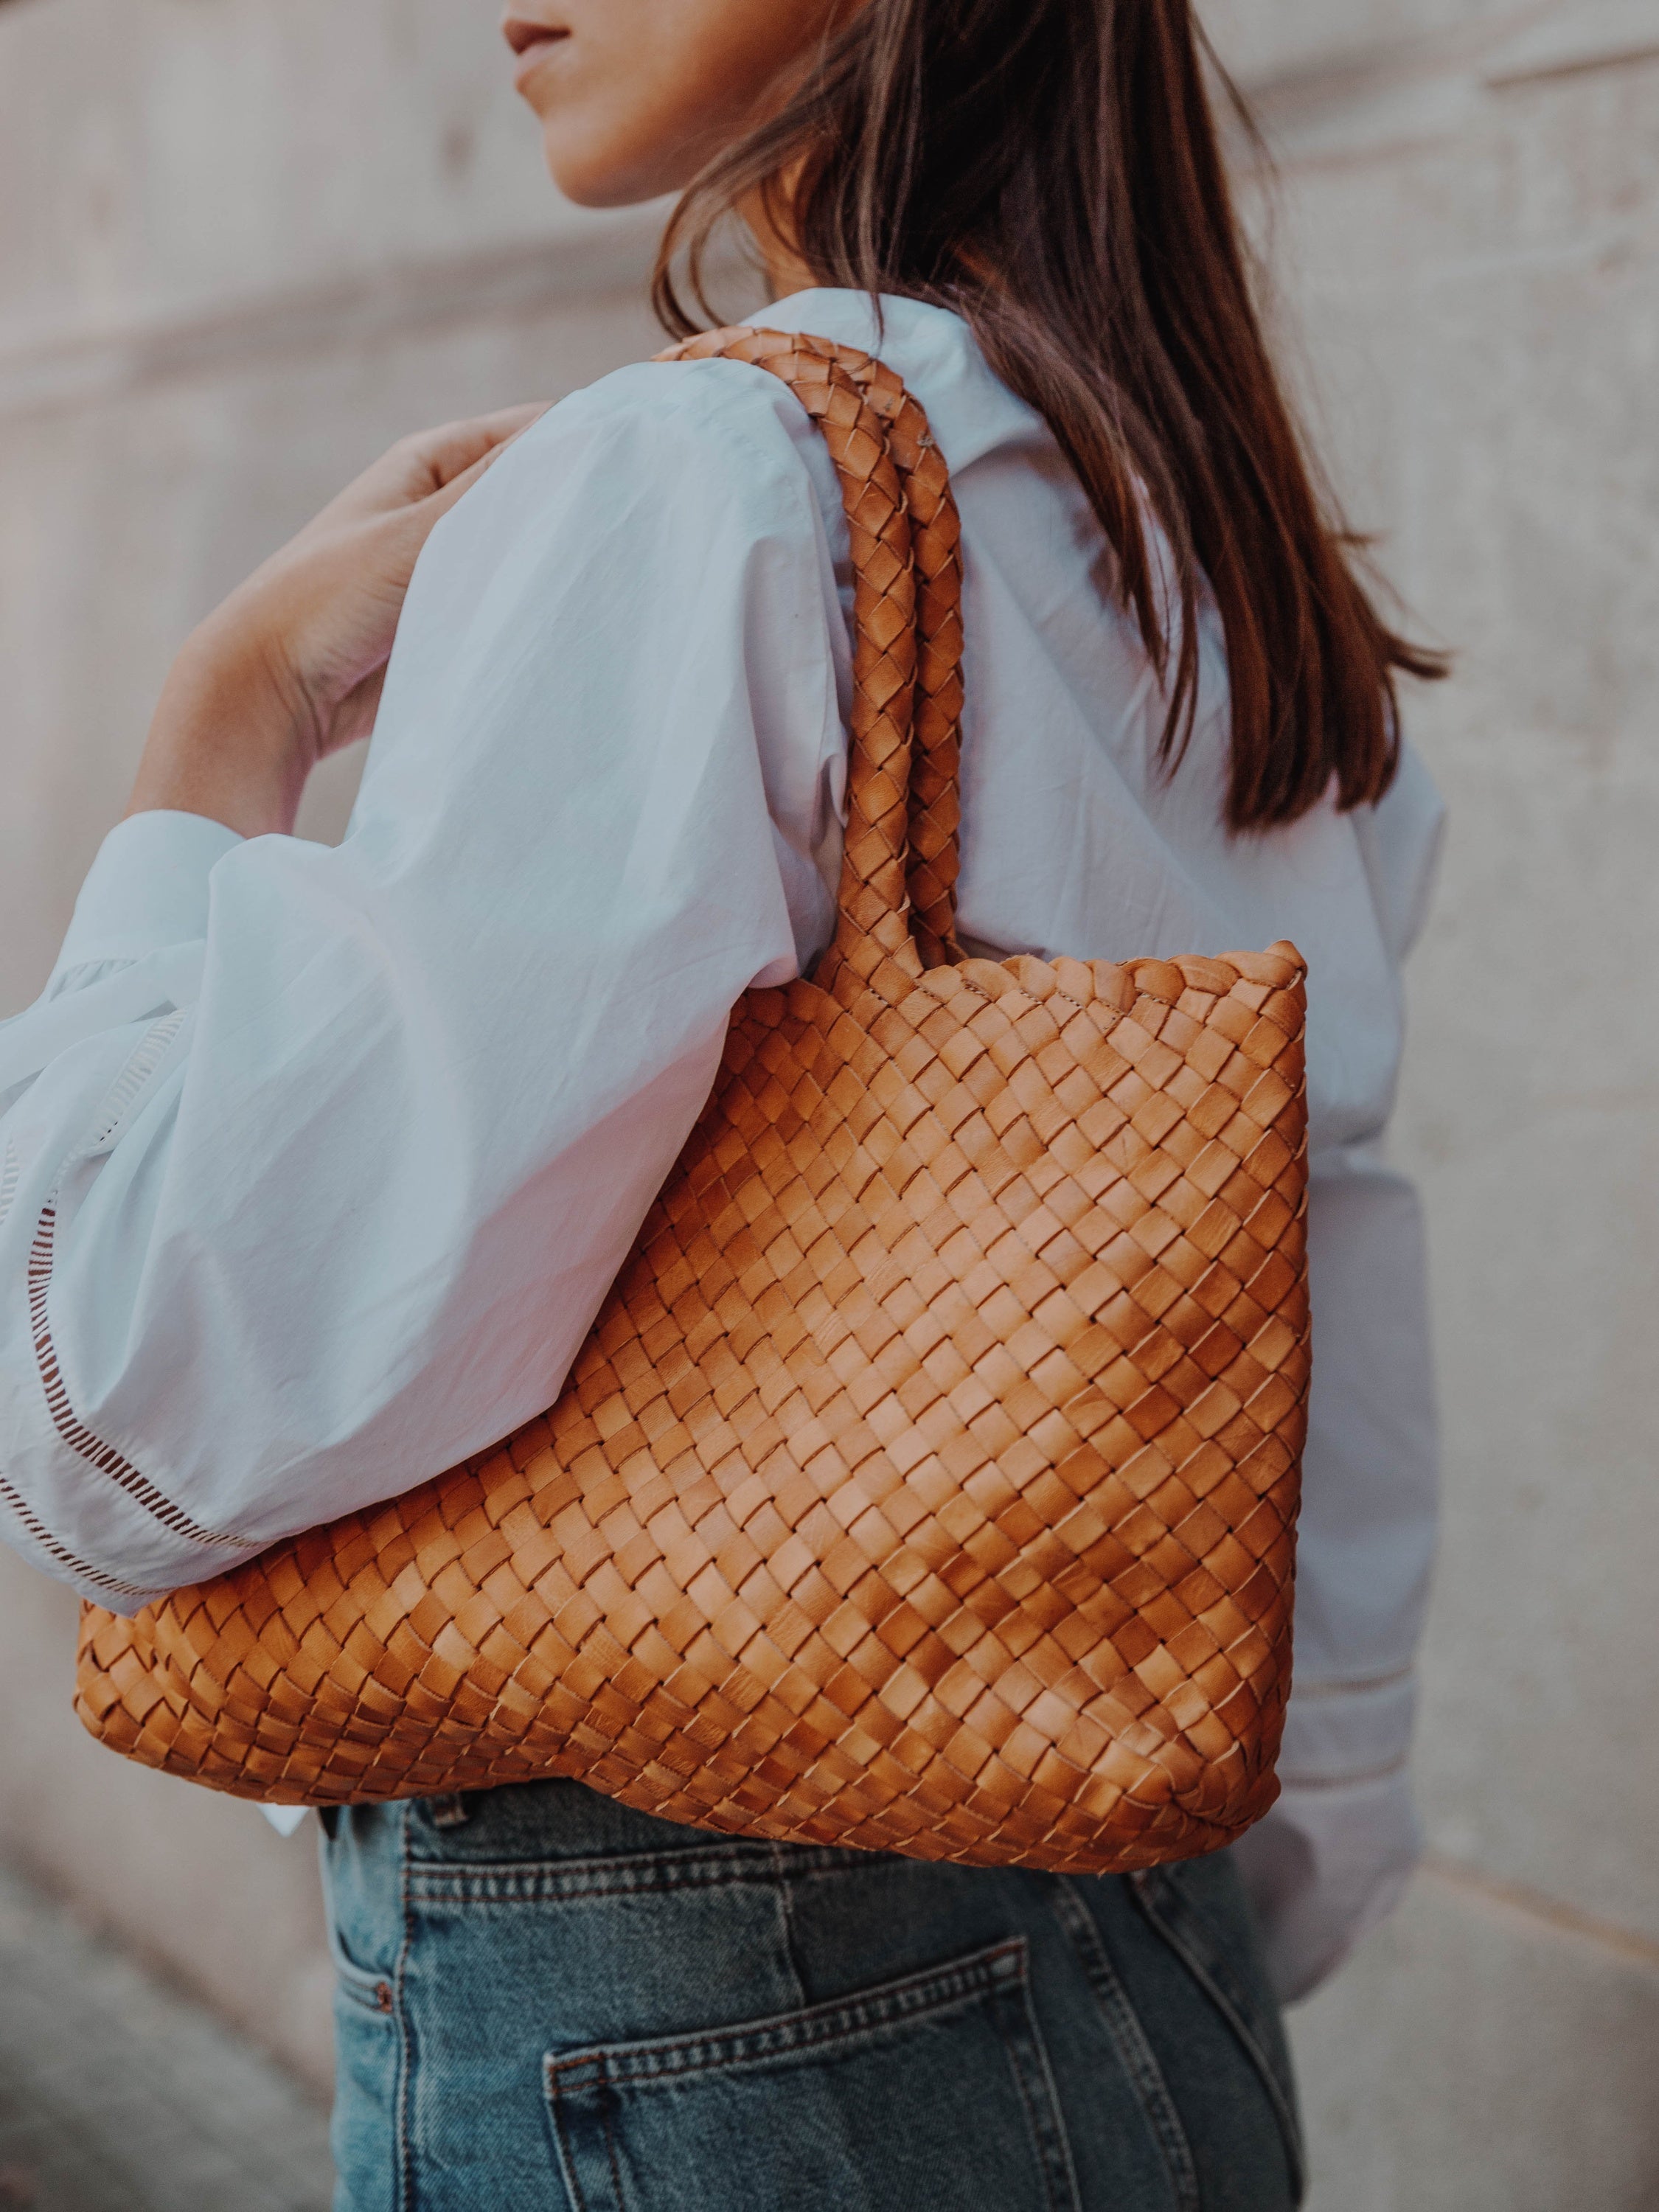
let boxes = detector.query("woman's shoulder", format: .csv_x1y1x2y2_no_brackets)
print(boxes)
402,346,846,667
504,351,834,524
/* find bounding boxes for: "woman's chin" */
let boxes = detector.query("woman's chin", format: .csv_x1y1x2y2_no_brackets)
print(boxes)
535,128,680,210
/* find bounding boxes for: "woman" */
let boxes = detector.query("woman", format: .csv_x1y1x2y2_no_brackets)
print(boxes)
0,2,1443,2203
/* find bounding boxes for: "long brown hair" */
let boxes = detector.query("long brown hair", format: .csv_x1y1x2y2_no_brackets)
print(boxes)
655,0,1444,832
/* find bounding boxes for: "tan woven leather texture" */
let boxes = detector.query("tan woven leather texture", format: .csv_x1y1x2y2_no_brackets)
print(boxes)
74,330,1310,1874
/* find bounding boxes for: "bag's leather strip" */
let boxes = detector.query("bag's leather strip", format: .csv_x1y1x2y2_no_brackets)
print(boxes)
668,329,964,968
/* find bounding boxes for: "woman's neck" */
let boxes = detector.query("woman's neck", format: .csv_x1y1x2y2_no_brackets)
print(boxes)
738,174,815,303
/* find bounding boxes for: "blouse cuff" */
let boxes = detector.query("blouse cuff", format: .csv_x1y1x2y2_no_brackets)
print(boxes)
1278,1668,1417,1787
1234,1764,1422,2002
50,811,243,984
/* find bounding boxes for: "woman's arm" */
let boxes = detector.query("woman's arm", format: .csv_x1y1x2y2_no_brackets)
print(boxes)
1234,753,1445,2000
0,361,847,1608
1234,1151,1439,2000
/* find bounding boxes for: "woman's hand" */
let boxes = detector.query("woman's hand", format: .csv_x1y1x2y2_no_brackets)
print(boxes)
126,405,547,840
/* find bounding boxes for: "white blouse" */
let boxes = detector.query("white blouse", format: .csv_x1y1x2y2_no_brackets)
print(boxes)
0,293,1441,1995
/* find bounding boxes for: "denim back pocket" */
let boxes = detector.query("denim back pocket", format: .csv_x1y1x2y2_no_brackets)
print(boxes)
543,1936,1079,2212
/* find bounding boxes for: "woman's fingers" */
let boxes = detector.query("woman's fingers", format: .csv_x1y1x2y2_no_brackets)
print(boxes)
413,403,550,491
277,409,549,757
127,398,555,837
334,405,551,519
414,412,549,522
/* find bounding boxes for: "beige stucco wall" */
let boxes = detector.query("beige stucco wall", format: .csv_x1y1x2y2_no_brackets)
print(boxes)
1,1,1656,2198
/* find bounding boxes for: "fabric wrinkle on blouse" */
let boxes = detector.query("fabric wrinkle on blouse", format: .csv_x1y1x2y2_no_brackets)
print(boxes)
0,293,1442,1994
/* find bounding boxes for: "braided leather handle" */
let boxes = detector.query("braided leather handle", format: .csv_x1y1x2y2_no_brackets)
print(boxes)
661,329,966,976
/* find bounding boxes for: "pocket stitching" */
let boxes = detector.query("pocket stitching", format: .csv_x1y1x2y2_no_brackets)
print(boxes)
395,1804,419,2212
997,1972,1083,2212
543,1937,1079,2212
324,1926,395,2019
406,1839,874,1908
333,1969,397,2020
546,1937,1027,2091
1130,1869,1307,2206
546,2081,593,2212
319,1827,397,2020
1051,1878,1200,2212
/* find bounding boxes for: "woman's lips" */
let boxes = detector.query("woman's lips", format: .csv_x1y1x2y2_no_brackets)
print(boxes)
503,18,569,91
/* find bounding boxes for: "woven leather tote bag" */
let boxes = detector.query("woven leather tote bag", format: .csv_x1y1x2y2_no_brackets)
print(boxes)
74,329,1311,1874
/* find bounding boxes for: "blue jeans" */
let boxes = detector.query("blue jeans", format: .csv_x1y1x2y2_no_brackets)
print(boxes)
321,1781,1302,2211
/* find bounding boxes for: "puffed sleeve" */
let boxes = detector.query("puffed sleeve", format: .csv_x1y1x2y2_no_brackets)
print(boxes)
0,360,849,1609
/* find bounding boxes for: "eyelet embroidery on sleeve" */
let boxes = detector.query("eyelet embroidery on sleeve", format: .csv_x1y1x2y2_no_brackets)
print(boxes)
0,1473,162,1604
89,1009,186,1152
21,1013,258,1558
26,1205,260,1555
